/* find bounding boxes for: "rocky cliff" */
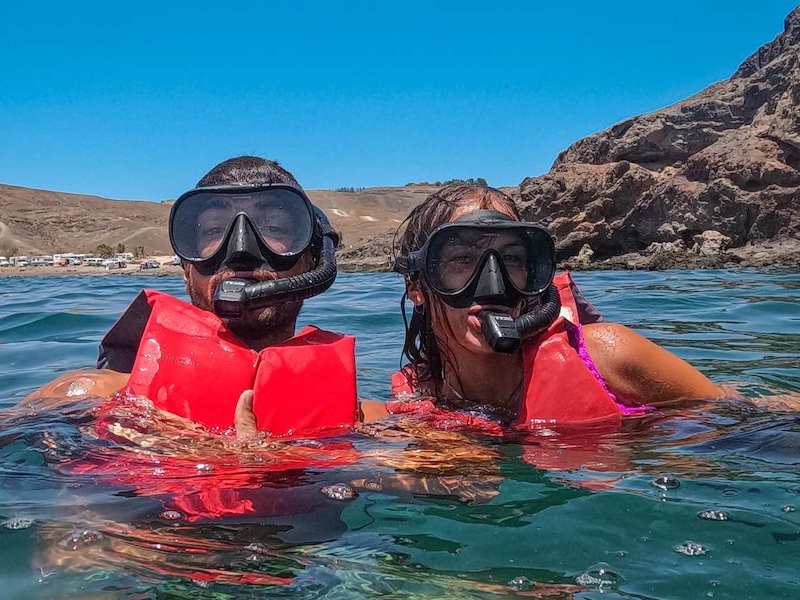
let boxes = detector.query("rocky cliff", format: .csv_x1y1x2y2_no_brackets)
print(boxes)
517,6,800,269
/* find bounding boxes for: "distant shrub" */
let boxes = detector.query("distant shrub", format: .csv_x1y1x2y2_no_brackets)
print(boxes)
406,178,488,187
0,243,19,257
95,244,114,258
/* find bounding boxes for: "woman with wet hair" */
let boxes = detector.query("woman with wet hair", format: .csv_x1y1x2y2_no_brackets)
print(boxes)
388,183,724,429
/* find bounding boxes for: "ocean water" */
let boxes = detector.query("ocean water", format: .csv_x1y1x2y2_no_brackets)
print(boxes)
0,270,798,599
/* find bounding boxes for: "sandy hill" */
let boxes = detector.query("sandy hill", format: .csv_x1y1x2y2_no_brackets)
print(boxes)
0,182,438,265
0,184,172,256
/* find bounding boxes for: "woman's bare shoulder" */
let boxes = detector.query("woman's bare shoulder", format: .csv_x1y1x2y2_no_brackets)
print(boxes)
21,369,130,410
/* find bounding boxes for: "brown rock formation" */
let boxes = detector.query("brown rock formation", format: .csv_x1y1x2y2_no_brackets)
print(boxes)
518,6,800,267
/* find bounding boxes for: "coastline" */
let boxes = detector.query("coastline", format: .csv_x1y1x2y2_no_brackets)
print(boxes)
2,238,797,278
0,264,185,278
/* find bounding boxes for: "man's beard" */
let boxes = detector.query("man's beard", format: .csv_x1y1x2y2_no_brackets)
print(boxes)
223,300,303,340
185,269,302,341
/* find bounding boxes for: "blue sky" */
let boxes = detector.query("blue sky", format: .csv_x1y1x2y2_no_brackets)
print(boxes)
0,1,796,200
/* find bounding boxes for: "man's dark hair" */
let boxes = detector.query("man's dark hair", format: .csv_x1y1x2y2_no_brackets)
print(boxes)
197,156,301,188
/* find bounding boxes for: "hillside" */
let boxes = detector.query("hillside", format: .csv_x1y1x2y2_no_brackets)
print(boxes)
0,183,438,269
516,6,800,268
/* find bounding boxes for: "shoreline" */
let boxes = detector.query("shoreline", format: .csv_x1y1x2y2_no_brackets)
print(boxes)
0,264,185,278
1,239,797,279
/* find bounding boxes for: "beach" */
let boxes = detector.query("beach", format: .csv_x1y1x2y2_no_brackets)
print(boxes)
0,255,183,278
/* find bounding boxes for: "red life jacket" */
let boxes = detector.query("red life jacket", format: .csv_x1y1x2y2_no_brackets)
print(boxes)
123,290,358,438
389,272,624,431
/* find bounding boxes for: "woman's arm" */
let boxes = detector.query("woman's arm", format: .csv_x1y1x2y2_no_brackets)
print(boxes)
583,322,726,406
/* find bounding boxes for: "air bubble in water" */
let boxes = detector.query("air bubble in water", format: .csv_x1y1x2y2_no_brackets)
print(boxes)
60,529,104,551
651,476,680,491
2,517,34,530
159,510,184,521
576,563,622,589
195,463,214,472
508,576,534,591
698,510,729,521
782,505,796,513
321,483,358,501
674,541,708,556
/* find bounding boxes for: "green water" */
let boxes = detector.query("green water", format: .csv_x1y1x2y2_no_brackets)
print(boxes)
0,271,798,598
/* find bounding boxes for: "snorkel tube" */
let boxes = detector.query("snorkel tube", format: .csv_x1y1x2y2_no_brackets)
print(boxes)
213,212,339,318
478,284,561,354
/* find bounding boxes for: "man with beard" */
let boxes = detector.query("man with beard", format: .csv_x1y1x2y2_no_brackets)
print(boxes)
26,156,364,437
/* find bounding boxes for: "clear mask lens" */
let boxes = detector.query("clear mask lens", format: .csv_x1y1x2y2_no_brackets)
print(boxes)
426,225,552,295
171,189,313,261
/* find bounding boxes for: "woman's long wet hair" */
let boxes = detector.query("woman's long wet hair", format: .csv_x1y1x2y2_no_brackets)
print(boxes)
393,183,522,398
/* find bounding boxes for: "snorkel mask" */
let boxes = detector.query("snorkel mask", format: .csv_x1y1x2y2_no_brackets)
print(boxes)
393,210,561,353
169,184,339,318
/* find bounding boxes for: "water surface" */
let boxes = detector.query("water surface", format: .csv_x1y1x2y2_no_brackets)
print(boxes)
0,270,798,598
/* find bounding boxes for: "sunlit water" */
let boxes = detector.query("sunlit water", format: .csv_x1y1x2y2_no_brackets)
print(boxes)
0,270,798,599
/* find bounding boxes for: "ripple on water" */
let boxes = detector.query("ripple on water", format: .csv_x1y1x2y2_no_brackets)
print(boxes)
1,517,34,530
60,529,104,551
652,475,681,491
507,576,534,591
674,541,709,556
698,510,729,521
321,483,358,501
576,563,623,590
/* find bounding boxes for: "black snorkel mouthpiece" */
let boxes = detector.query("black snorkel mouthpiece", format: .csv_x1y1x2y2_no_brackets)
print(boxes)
212,214,339,318
479,284,561,353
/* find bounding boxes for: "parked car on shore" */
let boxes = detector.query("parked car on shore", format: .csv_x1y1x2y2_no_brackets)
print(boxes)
139,260,160,270
102,259,127,271
0,257,10,267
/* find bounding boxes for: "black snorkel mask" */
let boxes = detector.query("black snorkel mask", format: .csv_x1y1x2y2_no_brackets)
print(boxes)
393,210,561,353
169,184,339,318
